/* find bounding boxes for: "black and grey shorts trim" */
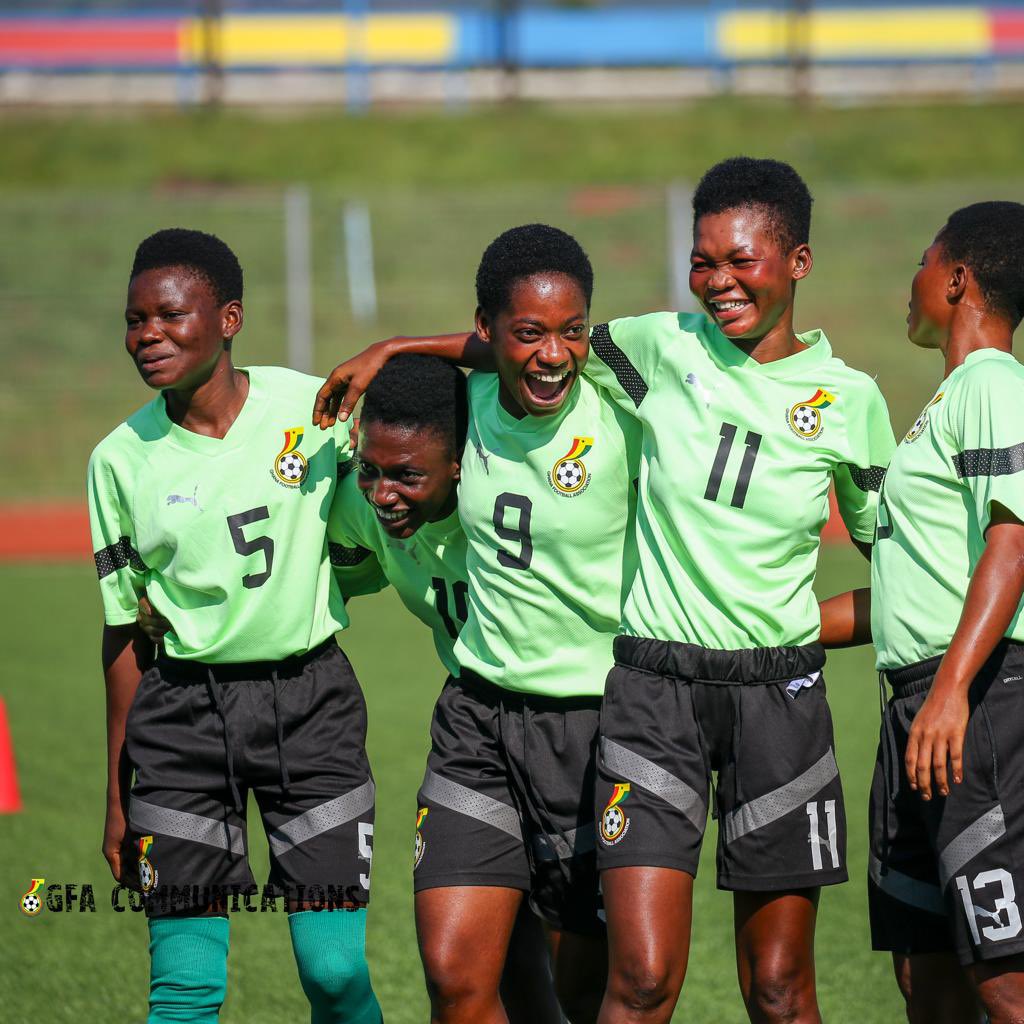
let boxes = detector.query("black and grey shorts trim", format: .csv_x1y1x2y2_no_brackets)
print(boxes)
414,672,604,936
596,635,846,891
870,641,1024,965
124,640,375,917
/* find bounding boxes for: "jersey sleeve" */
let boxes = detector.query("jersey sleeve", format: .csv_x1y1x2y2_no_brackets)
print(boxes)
585,315,664,416
335,418,358,484
833,382,896,543
949,362,1024,534
327,474,389,599
87,444,146,626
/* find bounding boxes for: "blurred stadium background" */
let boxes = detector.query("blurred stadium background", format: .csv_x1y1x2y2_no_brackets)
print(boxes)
2,2,1024,1021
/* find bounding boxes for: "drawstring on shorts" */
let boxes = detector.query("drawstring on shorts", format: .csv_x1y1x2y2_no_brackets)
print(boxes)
205,670,244,816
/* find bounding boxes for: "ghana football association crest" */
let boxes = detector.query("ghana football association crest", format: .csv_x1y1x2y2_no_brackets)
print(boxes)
414,808,428,869
550,436,594,496
600,783,631,845
787,388,835,440
272,427,309,487
138,835,158,893
904,392,944,443
20,878,45,916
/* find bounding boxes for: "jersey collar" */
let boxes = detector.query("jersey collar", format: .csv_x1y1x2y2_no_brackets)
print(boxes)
151,367,263,454
699,321,832,380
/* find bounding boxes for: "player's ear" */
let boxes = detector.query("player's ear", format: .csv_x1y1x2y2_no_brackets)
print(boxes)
222,299,244,341
474,305,492,344
790,243,813,281
947,264,968,304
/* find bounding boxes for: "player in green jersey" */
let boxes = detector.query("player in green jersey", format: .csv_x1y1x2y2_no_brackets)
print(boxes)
88,230,381,1024
313,159,895,1023
320,225,641,1024
866,203,1024,1023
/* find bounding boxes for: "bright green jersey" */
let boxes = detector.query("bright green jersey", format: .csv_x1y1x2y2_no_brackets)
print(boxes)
454,372,640,698
328,473,469,678
872,350,1024,670
87,365,352,663
585,312,896,650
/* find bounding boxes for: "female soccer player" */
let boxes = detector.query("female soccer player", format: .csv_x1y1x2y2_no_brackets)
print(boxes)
329,224,641,1024
868,202,1024,1024
88,229,381,1023
313,159,895,1023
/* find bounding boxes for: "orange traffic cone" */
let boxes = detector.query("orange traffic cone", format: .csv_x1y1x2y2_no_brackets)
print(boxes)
0,698,22,813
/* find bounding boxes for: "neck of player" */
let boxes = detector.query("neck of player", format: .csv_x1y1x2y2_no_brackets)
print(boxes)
164,355,250,439
942,306,1014,377
729,305,808,365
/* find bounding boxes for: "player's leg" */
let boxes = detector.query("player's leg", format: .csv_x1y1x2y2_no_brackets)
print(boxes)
499,903,561,1024
417,885,522,1023
892,954,979,1023
599,866,694,1022
414,673,533,1021
733,889,819,1024
254,642,380,1023
968,955,1024,1024
547,925,607,1023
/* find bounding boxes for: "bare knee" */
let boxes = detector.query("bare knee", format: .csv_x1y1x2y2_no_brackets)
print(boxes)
606,953,680,1018
745,956,815,1024
422,940,496,1010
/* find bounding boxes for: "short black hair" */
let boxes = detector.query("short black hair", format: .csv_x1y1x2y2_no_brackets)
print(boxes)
937,202,1024,327
475,224,594,318
130,228,243,306
361,354,468,457
692,157,813,253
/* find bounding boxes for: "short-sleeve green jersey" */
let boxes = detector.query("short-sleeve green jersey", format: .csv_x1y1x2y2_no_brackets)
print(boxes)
872,350,1024,670
87,366,352,663
455,372,640,697
585,312,896,650
328,473,469,678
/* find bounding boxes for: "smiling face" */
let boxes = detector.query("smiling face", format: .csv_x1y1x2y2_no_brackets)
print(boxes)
357,421,460,540
689,207,811,345
125,267,241,391
475,272,589,419
907,239,957,350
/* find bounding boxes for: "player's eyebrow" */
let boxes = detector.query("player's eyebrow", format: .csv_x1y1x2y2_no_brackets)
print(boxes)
690,245,758,261
509,314,586,327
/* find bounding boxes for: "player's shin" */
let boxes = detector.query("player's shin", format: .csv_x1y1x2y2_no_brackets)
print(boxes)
147,915,229,1023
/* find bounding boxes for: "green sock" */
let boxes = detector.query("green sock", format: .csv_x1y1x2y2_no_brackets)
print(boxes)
289,909,382,1024
148,916,229,1023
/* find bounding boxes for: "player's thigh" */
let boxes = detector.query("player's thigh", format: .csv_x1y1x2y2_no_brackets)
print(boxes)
733,889,818,1005
968,952,1024,1023
601,865,694,996
416,885,523,997
547,925,607,1024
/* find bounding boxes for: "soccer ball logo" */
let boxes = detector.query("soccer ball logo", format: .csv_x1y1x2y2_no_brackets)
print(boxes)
139,857,156,892
20,893,42,916
414,807,428,869
602,804,626,842
789,404,822,439
275,451,308,485
554,458,586,493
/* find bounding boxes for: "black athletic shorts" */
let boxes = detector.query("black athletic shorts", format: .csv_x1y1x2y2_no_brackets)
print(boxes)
413,671,604,936
595,635,846,891
869,641,1024,966
125,639,375,917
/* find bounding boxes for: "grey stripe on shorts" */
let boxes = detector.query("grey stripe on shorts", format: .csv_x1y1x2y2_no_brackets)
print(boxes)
267,778,376,858
130,796,245,856
724,748,838,845
421,769,522,841
532,823,596,862
869,854,946,915
939,805,1006,889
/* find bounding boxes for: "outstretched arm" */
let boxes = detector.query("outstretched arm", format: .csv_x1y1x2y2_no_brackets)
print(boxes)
906,505,1024,800
313,332,494,429
818,588,871,648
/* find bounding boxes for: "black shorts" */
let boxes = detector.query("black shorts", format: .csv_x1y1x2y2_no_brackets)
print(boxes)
414,672,604,936
869,641,1024,966
125,640,375,917
595,636,846,892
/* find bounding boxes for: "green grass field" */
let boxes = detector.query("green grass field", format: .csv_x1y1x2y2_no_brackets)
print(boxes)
1,547,904,1023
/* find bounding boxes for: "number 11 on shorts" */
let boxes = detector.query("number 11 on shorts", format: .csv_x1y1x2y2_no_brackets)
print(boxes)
806,800,839,871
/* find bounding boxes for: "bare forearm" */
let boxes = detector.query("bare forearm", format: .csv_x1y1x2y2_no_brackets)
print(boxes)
933,521,1024,695
102,624,152,803
818,588,872,648
383,331,494,370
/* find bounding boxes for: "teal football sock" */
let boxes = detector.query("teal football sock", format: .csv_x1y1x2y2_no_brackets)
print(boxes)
147,915,229,1023
289,909,382,1024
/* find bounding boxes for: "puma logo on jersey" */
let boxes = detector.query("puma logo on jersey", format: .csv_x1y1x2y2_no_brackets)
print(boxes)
166,485,201,509
684,373,712,409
